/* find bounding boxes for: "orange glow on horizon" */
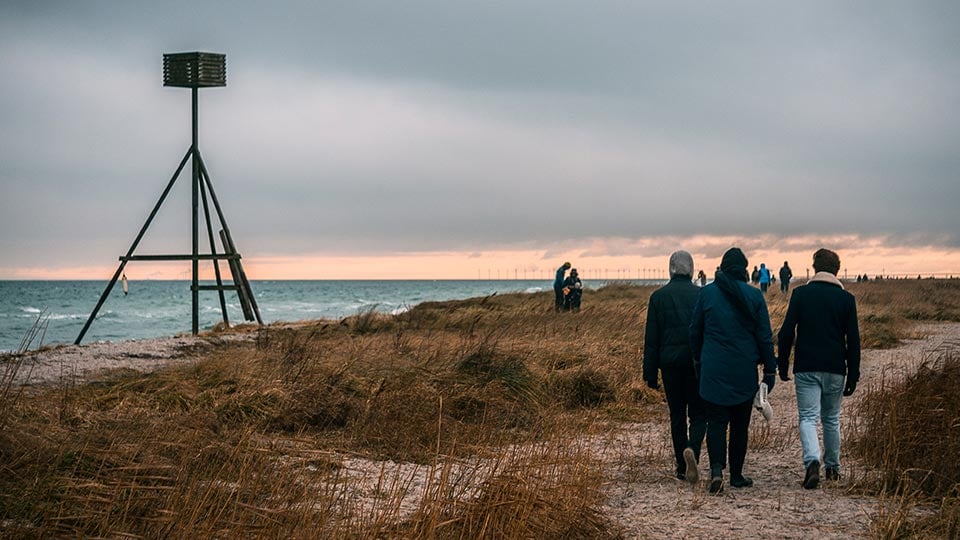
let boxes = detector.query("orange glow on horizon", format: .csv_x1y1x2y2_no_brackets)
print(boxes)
3,236,960,281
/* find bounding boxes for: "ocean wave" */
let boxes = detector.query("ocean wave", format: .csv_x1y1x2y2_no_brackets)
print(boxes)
46,313,86,321
524,287,543,293
19,306,42,314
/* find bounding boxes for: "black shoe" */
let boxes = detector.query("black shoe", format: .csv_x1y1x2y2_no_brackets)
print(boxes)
730,475,753,488
803,461,820,489
708,475,724,494
676,471,686,481
825,468,840,482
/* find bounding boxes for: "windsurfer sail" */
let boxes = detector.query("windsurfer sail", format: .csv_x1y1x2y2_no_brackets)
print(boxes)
121,273,129,296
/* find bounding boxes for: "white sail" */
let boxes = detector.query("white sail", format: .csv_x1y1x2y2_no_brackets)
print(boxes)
121,274,129,295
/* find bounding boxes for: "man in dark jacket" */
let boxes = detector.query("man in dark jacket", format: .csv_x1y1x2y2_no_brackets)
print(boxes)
778,248,860,489
643,250,704,483
779,261,793,294
691,248,777,493
553,262,571,312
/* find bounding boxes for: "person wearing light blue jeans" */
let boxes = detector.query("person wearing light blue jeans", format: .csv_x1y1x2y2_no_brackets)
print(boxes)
794,372,845,475
777,249,860,489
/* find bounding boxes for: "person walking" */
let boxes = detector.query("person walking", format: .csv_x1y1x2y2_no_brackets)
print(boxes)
643,251,705,483
779,261,793,294
691,248,777,494
553,262,571,312
562,268,583,312
777,248,860,489
758,263,771,293
751,266,760,285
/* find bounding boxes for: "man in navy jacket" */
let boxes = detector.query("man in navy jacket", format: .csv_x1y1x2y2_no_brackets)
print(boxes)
778,248,860,489
553,262,571,312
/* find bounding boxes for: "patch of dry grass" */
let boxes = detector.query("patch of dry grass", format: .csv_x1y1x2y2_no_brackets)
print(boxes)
850,350,960,538
2,279,960,536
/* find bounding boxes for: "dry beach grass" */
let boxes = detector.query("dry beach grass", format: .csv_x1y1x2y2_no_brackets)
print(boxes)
2,279,959,538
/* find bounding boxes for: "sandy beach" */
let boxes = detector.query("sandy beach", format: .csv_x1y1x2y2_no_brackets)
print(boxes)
5,331,256,388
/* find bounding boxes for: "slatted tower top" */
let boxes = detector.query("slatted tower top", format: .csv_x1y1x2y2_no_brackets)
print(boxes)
163,52,226,88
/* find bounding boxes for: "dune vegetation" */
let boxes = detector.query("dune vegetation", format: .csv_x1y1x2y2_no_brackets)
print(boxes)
2,279,959,538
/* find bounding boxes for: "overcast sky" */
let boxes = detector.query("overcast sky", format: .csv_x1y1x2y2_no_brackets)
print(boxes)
1,1,958,277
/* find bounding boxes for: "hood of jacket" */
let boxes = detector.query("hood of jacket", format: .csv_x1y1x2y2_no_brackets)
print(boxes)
809,271,844,289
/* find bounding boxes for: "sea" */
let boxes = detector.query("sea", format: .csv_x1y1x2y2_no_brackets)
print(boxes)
0,279,661,353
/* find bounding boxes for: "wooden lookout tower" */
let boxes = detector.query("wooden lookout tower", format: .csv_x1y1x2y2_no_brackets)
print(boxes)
76,52,262,344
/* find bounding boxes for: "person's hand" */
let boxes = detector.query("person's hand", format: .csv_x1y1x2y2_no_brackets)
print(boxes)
762,372,776,394
646,379,659,390
843,379,857,396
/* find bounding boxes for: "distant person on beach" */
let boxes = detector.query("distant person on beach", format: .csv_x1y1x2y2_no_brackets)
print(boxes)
562,268,583,312
697,270,707,287
691,247,777,494
554,262,571,312
643,250,705,483
779,261,793,294
751,266,760,285
759,263,771,293
778,249,860,489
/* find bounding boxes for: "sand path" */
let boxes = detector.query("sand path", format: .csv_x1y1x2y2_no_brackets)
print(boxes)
601,322,960,539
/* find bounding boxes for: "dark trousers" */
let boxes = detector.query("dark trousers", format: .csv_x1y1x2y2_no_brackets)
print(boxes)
661,365,706,473
704,398,753,478
554,287,564,312
760,282,769,293
780,281,790,293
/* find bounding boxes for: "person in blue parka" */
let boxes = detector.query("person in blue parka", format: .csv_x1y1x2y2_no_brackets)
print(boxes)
690,247,778,494
759,263,771,293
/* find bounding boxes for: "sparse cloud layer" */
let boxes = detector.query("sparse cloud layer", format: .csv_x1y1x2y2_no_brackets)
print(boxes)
1,1,958,278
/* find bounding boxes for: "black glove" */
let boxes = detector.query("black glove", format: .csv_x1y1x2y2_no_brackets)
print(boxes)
777,355,791,381
762,372,776,394
646,378,659,390
843,379,857,396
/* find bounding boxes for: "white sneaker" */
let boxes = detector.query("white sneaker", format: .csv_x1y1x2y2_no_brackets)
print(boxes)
683,448,699,484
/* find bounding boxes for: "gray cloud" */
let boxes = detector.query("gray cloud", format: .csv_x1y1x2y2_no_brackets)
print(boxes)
1,1,958,271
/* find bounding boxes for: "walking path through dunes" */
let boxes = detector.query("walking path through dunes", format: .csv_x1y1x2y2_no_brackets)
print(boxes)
602,322,960,539
3,289,958,537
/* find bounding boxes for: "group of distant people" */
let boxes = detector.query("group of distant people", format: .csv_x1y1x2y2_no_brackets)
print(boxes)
553,262,583,312
643,247,860,493
749,261,793,294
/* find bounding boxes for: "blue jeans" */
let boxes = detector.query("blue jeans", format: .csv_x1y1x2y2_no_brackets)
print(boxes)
794,372,845,469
